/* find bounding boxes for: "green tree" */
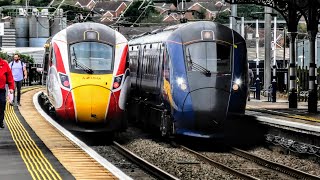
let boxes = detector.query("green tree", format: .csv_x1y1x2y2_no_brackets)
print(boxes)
29,0,51,6
9,52,34,64
215,11,229,24
0,0,11,6
238,4,264,20
298,23,307,33
140,12,164,24
123,1,156,26
197,8,206,20
0,51,9,60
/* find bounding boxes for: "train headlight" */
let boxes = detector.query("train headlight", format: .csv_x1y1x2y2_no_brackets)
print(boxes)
232,84,239,91
113,75,123,90
233,78,241,91
235,79,241,85
176,77,187,91
59,73,70,89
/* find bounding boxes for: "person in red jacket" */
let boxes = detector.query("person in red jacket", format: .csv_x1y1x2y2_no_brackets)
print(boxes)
0,58,14,128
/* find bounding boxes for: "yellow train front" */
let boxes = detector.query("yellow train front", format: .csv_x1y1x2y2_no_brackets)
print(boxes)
42,22,130,132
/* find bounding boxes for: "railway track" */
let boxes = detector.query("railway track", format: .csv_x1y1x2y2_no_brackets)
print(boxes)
179,145,320,180
112,141,179,180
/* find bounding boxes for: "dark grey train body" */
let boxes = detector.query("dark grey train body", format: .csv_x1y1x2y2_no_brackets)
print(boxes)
128,21,248,138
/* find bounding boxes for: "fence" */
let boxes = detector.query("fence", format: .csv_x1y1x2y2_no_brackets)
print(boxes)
297,66,309,91
296,66,320,101
22,63,42,86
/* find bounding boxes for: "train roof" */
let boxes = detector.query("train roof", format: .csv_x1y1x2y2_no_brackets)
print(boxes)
67,22,117,45
129,21,244,46
53,22,127,45
128,23,188,45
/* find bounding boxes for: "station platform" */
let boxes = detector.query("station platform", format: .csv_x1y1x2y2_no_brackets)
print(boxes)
0,87,131,180
246,95,320,135
247,95,320,120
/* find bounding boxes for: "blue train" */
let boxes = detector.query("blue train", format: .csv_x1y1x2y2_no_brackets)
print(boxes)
128,21,248,138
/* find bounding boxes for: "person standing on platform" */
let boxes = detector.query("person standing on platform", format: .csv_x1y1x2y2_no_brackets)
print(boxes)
0,58,14,128
248,68,254,101
9,54,27,106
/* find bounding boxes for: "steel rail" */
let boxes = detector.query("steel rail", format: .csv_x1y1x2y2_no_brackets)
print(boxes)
230,147,320,180
179,145,259,180
112,141,179,180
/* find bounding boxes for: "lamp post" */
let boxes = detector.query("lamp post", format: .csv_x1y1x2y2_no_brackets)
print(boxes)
271,14,277,102
229,16,244,37
249,14,262,100
254,18,260,100
251,12,277,101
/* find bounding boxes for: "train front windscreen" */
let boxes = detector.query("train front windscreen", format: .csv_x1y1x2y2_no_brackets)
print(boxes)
185,42,231,74
70,42,113,74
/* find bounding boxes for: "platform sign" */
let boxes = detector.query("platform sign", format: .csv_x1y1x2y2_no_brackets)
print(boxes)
0,23,4,36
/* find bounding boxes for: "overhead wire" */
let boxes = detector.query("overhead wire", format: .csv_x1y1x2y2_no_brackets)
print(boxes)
110,0,134,27
213,1,224,22
131,0,153,27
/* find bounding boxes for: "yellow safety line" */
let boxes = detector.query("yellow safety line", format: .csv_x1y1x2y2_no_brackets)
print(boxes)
6,106,48,180
8,110,54,180
8,104,61,180
7,105,59,180
5,103,62,180
20,87,62,179
247,106,320,123
5,109,40,180
9,109,61,180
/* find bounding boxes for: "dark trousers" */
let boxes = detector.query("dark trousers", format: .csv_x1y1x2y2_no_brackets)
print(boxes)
0,90,6,124
14,80,22,104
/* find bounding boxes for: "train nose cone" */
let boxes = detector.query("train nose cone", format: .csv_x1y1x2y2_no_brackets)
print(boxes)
67,85,114,123
183,73,231,132
183,87,229,130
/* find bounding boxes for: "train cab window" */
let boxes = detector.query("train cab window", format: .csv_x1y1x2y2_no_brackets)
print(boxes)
185,42,231,73
216,44,231,72
50,48,57,66
70,42,113,74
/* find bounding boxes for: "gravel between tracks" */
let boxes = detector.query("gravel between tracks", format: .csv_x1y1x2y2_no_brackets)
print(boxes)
248,147,320,177
203,152,292,179
117,127,239,180
92,145,156,180
91,126,320,179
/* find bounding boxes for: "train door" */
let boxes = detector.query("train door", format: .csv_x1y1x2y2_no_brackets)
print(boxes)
155,43,164,103
42,45,50,85
137,45,146,95
141,43,160,94
47,46,59,105
128,45,140,93
162,45,171,105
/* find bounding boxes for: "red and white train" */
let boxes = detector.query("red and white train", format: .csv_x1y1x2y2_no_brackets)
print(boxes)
41,22,130,132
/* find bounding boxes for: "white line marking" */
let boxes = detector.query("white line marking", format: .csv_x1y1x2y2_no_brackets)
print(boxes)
256,116,320,133
33,91,133,180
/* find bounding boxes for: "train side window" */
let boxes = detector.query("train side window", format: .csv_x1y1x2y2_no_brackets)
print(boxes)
164,48,170,80
142,48,148,79
129,50,139,76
